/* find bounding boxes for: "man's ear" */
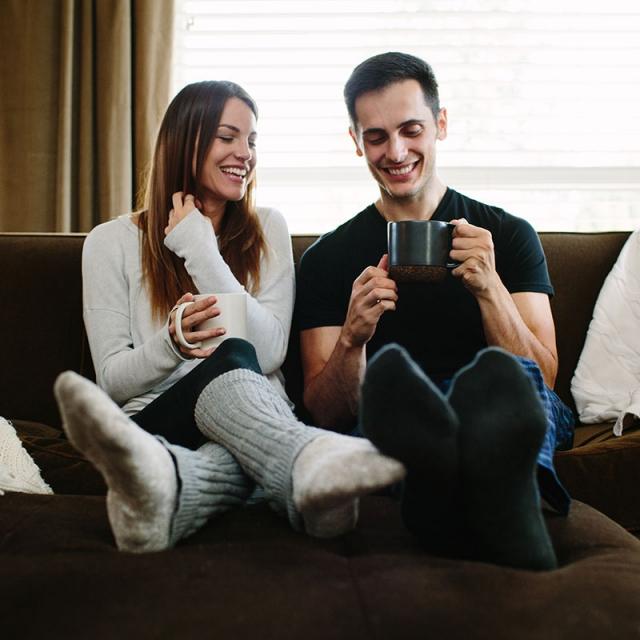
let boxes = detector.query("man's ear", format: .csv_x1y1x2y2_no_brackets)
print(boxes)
349,127,364,157
436,108,448,141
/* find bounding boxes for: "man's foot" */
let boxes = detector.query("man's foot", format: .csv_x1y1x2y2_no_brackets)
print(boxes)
54,372,178,553
292,434,406,538
360,344,462,555
448,348,557,570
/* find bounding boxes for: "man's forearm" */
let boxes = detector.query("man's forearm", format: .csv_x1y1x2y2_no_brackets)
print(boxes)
478,285,557,387
303,339,367,432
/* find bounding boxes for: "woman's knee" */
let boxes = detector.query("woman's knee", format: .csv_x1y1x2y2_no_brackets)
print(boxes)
205,338,261,374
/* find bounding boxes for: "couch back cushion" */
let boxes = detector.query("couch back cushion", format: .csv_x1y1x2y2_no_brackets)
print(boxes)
541,231,630,411
0,234,93,427
289,232,632,413
0,231,630,427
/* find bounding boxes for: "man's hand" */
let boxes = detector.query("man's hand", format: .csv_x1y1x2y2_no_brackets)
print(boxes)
340,254,398,348
450,218,500,297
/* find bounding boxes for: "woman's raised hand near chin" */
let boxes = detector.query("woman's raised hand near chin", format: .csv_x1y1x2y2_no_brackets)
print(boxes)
164,192,203,236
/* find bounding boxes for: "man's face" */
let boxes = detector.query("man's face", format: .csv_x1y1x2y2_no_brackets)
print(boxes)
350,79,447,202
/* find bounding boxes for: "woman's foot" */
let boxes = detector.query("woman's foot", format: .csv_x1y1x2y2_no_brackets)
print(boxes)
292,434,405,537
54,372,178,553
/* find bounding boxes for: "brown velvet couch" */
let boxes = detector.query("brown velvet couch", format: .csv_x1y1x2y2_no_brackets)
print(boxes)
1,230,640,639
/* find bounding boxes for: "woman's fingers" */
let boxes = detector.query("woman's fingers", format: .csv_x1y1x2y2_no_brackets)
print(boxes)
172,192,183,211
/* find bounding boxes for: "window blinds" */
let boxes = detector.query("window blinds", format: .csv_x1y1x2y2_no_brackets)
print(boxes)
174,0,640,232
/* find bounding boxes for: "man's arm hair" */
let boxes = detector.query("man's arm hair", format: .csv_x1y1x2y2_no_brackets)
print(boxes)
300,326,366,431
479,289,558,387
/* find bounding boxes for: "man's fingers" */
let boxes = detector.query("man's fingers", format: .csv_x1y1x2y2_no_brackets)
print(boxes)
377,253,389,271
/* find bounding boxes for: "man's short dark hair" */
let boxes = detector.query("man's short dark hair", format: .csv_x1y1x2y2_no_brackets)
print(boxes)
344,52,440,127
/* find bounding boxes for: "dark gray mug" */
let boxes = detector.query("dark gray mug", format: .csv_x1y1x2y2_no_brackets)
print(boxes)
387,220,457,283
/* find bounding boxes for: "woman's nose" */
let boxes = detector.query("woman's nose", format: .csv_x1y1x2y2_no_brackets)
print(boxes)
235,139,252,161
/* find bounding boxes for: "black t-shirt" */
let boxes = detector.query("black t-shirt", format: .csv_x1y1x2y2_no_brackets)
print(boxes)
295,188,553,383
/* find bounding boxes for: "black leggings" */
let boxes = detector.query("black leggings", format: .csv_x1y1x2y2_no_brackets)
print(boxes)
131,338,262,449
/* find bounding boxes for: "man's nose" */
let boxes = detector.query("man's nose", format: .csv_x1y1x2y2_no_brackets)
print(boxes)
386,135,407,164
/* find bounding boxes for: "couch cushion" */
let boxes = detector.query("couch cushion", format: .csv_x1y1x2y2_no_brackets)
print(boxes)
555,423,640,533
0,494,638,639
0,234,95,428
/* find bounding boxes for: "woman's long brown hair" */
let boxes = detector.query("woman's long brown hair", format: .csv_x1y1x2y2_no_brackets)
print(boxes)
138,81,266,320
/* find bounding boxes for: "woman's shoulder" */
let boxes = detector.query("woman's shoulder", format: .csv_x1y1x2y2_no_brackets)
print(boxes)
256,206,289,234
84,214,139,259
86,214,138,241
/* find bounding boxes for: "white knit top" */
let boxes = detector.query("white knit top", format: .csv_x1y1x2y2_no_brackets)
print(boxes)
82,207,295,415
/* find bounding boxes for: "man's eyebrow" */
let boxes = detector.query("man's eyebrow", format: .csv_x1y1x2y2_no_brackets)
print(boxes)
362,127,386,137
362,119,425,136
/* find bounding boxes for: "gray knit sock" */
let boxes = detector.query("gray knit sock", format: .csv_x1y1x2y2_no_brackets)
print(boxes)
165,440,254,545
55,371,253,552
54,371,178,553
195,369,406,536
196,369,320,530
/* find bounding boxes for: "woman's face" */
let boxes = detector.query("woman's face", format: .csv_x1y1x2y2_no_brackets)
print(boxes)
198,97,257,207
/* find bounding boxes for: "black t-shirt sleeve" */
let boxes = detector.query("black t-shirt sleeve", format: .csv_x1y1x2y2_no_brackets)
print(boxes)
497,215,554,296
295,237,349,330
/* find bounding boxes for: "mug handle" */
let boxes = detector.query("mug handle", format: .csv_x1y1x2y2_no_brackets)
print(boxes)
446,224,460,270
174,302,202,349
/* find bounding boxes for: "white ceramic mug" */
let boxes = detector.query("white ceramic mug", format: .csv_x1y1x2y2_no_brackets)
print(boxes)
173,292,247,350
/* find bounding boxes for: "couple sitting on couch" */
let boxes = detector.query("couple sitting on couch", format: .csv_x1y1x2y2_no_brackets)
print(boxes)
47,52,576,571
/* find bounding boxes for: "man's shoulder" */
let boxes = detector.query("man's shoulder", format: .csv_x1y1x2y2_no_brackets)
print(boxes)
300,204,378,265
448,189,532,233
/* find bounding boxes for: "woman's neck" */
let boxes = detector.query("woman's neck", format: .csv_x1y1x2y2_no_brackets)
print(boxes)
200,199,226,234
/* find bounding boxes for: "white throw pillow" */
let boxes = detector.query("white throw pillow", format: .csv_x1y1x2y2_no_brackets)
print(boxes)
0,416,53,495
571,230,640,435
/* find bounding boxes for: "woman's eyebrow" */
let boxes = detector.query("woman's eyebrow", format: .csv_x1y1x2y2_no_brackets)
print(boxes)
218,124,257,136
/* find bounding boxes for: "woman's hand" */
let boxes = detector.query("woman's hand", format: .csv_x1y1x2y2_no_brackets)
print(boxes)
168,293,224,359
164,192,202,236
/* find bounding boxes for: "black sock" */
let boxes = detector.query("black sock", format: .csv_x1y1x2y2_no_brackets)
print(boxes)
447,347,557,571
360,344,462,555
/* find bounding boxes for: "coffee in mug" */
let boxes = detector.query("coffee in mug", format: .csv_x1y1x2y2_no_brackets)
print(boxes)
173,292,247,350
387,220,458,283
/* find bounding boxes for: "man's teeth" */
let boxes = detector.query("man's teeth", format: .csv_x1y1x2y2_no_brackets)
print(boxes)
387,164,415,175
221,167,247,177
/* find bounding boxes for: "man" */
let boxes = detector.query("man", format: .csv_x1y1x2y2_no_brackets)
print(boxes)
295,52,574,570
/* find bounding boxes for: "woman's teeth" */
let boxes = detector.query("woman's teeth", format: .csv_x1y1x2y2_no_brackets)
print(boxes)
221,167,247,177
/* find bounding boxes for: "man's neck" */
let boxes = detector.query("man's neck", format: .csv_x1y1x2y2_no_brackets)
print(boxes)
376,177,447,222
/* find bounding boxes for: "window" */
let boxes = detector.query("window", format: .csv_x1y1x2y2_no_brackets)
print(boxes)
173,0,640,233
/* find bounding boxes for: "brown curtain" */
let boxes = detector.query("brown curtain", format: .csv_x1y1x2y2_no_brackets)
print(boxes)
0,0,175,232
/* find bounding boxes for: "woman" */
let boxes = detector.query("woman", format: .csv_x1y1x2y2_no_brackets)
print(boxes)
54,81,404,553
